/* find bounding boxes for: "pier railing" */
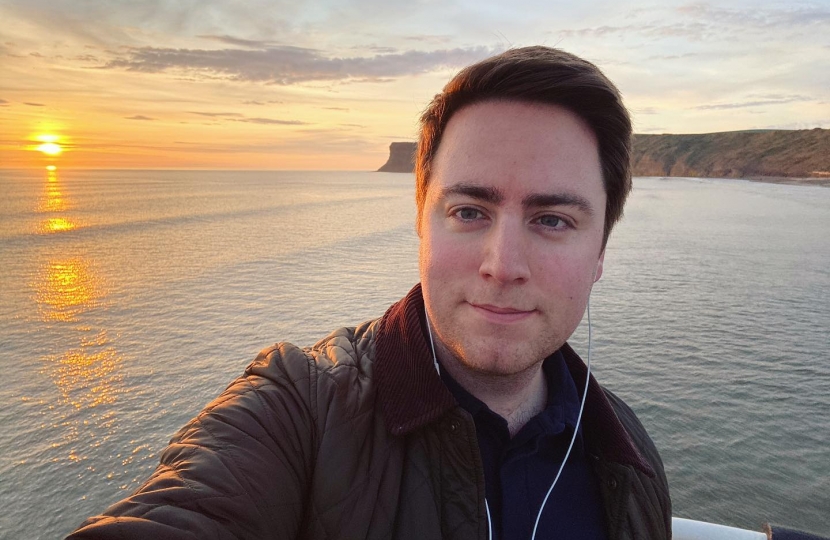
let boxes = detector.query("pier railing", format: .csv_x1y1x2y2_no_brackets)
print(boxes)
673,517,766,540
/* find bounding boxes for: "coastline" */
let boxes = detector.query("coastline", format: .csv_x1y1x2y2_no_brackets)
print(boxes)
743,176,830,187
378,130,830,185
642,175,830,188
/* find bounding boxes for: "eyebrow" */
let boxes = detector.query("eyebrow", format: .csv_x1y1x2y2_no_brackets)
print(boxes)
439,183,504,204
522,193,595,216
439,182,595,216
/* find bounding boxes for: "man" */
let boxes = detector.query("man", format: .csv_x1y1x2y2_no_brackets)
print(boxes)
70,46,671,540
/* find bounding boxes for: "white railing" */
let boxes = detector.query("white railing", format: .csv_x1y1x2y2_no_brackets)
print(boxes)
673,517,767,540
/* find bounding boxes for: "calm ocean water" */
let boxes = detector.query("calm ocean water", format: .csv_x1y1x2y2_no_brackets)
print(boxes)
0,169,827,539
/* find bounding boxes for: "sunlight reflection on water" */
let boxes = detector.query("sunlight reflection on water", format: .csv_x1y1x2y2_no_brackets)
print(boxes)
26,169,125,465
37,169,78,233
0,171,827,539
33,258,102,323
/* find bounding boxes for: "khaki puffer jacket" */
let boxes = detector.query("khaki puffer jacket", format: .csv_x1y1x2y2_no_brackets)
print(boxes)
69,285,671,540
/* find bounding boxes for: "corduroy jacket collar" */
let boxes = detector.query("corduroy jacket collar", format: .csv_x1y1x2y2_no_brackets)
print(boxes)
374,283,655,477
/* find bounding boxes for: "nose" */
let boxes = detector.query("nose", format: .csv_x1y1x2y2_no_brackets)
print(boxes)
478,217,531,284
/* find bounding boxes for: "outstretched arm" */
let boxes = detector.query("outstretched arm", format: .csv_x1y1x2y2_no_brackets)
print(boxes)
68,346,317,540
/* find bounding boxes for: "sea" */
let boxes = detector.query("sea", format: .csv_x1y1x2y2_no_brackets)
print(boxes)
0,169,828,539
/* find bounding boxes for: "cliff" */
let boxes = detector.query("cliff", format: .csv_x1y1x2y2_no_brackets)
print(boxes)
377,142,417,172
631,129,830,180
377,129,830,182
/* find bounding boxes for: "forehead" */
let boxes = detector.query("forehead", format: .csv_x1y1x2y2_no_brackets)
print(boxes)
430,100,604,201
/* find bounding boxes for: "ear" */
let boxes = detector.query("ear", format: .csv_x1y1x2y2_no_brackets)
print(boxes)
593,249,605,283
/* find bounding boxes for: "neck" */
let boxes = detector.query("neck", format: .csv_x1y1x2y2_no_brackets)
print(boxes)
439,349,548,437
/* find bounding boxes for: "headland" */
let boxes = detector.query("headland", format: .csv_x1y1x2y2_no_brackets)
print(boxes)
377,129,830,186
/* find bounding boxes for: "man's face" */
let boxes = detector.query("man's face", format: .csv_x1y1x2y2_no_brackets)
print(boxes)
418,100,607,376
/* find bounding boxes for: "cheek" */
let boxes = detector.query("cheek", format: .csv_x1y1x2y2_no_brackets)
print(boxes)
534,252,599,299
420,229,476,279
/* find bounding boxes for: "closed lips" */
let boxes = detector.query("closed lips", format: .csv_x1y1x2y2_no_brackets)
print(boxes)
469,303,536,322
473,304,532,314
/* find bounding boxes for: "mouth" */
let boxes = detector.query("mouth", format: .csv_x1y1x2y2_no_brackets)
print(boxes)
469,303,536,323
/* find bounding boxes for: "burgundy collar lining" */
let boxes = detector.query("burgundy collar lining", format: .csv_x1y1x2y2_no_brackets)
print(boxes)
373,284,654,477
559,342,654,476
374,284,457,435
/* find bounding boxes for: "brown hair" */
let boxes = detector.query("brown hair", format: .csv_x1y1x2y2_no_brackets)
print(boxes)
416,46,632,246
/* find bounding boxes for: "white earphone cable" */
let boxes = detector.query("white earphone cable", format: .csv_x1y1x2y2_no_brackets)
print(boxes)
426,315,440,376
530,296,591,540
425,297,593,540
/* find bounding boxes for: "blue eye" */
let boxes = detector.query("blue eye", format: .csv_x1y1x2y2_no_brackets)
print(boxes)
456,207,483,221
538,215,563,228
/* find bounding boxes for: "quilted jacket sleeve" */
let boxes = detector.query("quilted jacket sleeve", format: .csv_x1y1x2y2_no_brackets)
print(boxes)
67,344,318,540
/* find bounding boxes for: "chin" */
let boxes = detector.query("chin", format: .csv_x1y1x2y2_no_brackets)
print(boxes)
454,339,550,376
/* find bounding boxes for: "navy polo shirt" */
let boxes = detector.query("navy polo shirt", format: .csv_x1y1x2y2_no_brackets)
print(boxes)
441,351,608,540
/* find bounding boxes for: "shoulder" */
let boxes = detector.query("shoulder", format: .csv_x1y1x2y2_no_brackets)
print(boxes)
602,390,659,459
602,387,671,520
601,387,672,535
245,317,379,384
237,318,382,426
601,388,666,478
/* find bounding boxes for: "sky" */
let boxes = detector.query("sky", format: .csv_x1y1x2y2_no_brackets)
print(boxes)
1,0,829,169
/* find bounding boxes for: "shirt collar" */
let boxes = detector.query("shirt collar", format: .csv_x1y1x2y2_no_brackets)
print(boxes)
439,350,582,436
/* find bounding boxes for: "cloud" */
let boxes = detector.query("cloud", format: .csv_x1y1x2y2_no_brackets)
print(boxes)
647,53,701,61
557,22,714,41
352,44,399,54
693,95,813,110
126,115,154,120
190,111,244,117
199,35,279,49
237,117,307,125
747,93,811,101
162,134,376,155
24,102,44,106
323,107,349,111
761,120,830,130
338,77,395,85
188,111,306,125
102,44,501,85
404,35,455,44
633,107,659,115
0,99,8,105
556,4,830,44
677,3,830,29
243,99,283,105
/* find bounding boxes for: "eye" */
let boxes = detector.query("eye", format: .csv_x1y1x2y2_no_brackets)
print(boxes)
535,214,570,230
454,207,484,221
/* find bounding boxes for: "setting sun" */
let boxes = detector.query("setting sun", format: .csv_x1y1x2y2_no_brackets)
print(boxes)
37,142,63,155
35,134,63,156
